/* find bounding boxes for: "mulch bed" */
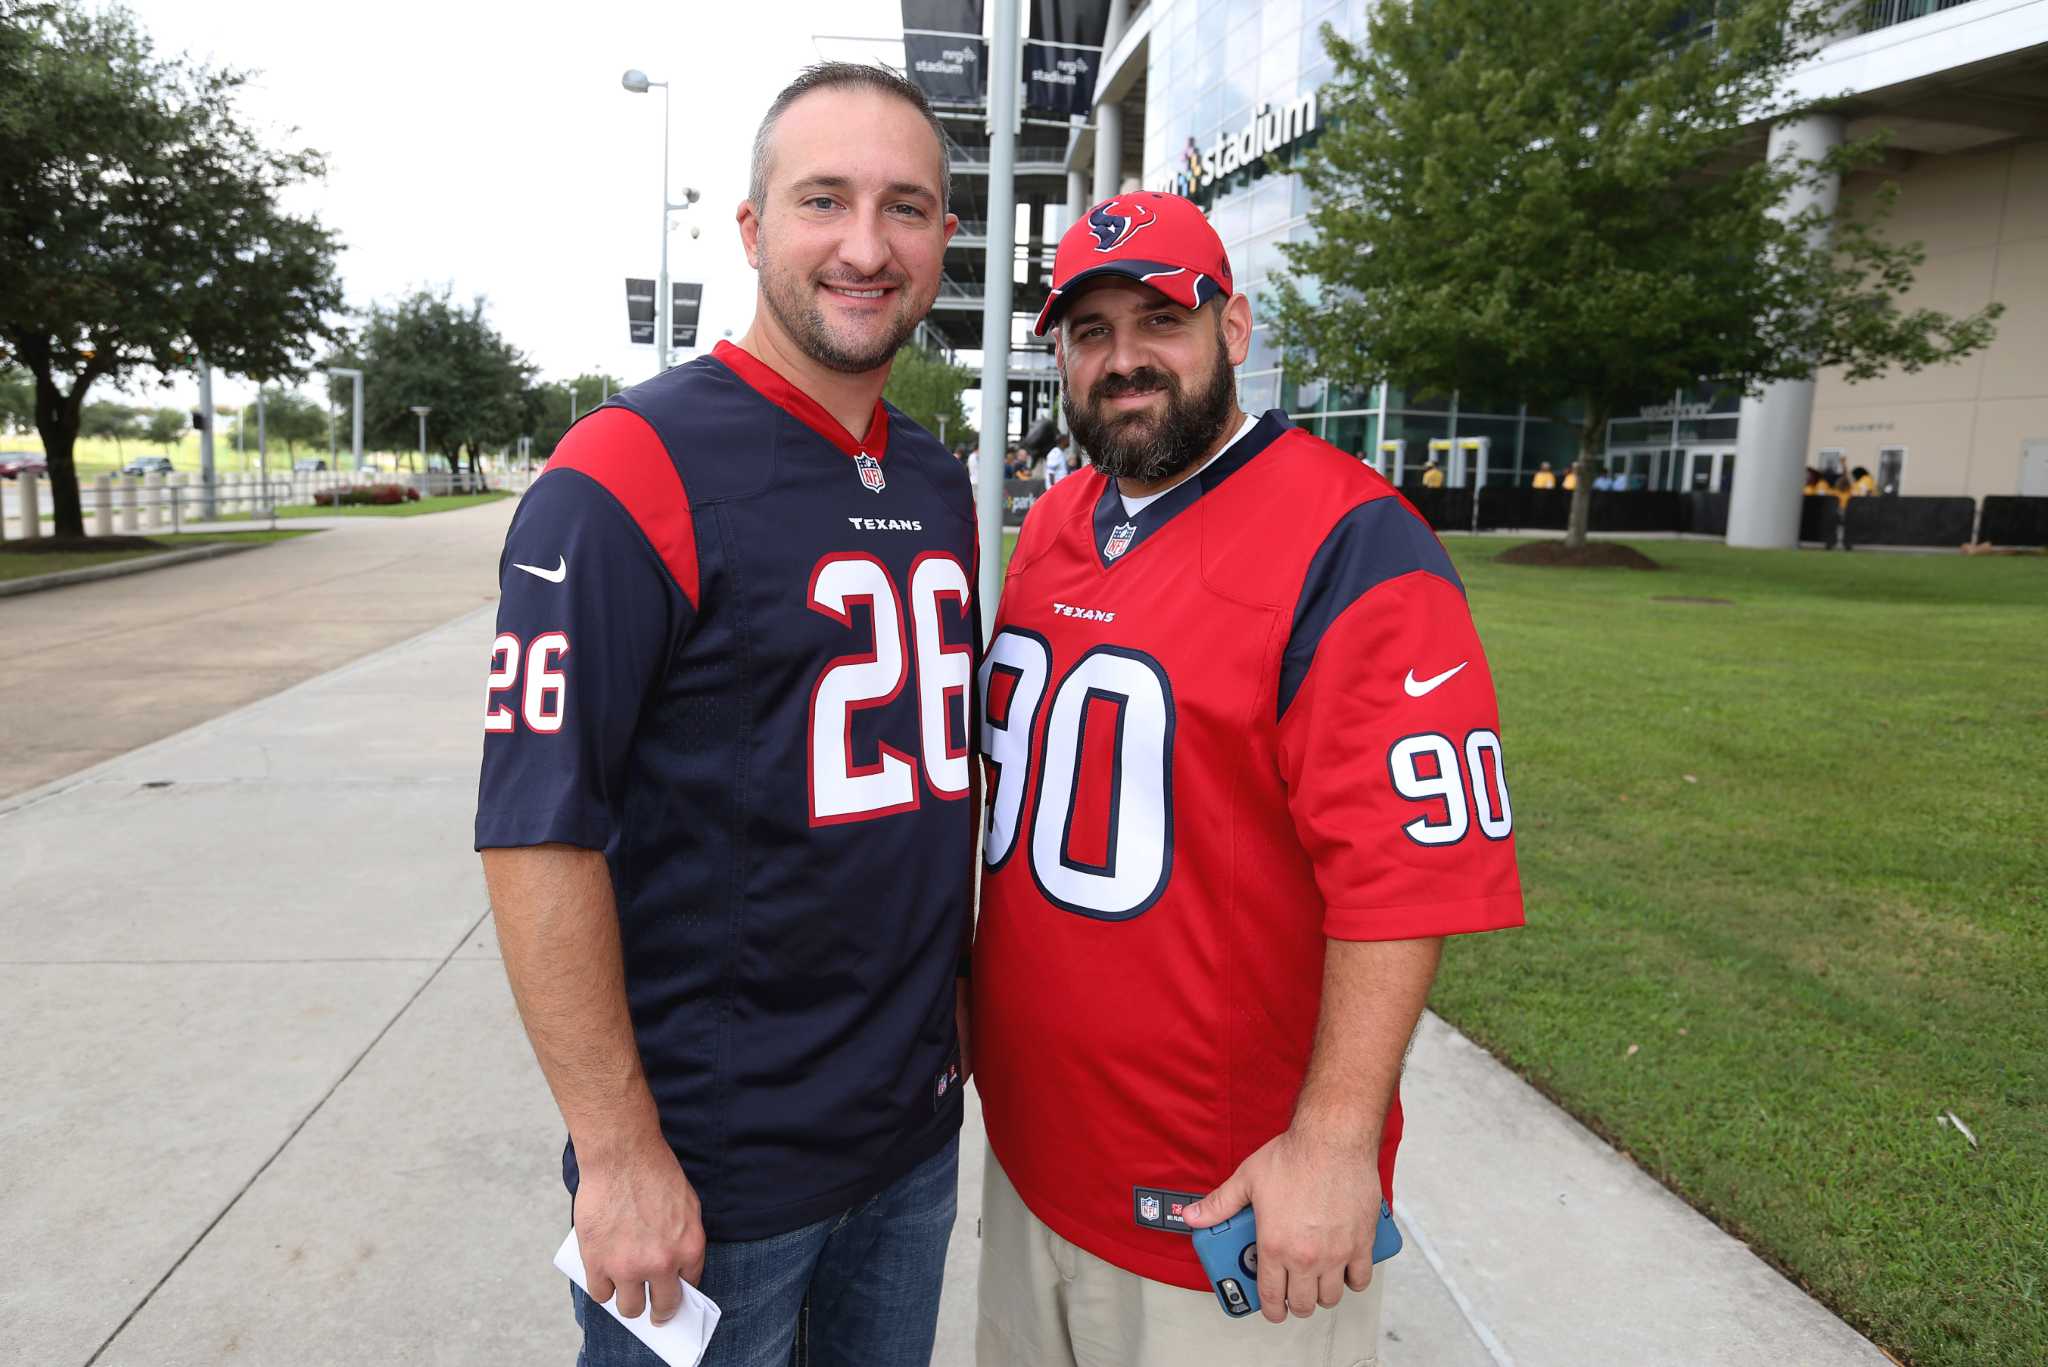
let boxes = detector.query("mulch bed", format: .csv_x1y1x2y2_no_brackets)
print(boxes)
1496,540,1663,570
4,535,171,554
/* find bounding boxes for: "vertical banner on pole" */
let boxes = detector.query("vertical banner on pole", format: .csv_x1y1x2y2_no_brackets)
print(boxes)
625,278,657,345
671,283,703,351
1024,0,1110,117
902,0,988,106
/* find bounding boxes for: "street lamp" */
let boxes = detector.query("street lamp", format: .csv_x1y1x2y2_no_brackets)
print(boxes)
622,68,701,374
410,406,432,494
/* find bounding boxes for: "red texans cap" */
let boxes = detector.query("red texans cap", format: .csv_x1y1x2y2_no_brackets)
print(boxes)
1034,191,1234,336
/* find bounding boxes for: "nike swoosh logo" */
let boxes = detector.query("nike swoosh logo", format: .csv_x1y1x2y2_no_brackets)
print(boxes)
513,557,567,584
1404,662,1468,697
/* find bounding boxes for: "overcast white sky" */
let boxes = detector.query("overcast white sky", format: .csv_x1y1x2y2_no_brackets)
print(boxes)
117,0,919,412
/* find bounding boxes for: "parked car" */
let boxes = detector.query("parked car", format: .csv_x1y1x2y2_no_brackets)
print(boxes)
0,451,47,479
293,458,328,473
121,455,175,476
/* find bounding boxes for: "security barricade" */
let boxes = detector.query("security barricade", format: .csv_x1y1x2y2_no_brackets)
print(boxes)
1399,485,1475,534
1843,496,1975,548
1977,496,2048,547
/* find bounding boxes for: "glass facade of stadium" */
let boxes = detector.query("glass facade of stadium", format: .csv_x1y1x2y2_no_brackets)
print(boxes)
1063,0,2048,509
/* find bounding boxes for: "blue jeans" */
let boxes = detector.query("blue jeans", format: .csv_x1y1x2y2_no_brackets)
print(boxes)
572,1136,958,1367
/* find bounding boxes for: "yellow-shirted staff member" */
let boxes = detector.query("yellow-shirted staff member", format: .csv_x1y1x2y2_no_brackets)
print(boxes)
1531,462,1557,489
1421,461,1446,488
1852,466,1878,497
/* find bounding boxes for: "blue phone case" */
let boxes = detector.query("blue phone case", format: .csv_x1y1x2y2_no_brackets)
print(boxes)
1189,1202,1402,1318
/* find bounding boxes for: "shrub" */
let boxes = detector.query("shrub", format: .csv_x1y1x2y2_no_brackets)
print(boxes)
312,483,422,508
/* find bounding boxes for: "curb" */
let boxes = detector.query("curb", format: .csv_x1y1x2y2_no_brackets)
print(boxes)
0,539,264,599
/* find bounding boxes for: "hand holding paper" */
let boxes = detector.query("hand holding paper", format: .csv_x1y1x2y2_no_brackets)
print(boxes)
555,1226,721,1367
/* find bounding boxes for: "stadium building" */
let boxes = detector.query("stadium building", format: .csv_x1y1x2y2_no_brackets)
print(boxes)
1053,0,2048,546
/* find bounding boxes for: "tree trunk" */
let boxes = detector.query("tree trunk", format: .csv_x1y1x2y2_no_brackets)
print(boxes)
1563,399,1609,551
31,368,88,538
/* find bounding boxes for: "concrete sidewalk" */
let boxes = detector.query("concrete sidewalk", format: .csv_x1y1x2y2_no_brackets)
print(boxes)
0,605,1893,1366
0,497,515,799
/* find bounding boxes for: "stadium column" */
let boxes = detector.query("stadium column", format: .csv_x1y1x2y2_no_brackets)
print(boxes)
1090,0,1130,203
1067,170,1086,224
1726,112,1844,549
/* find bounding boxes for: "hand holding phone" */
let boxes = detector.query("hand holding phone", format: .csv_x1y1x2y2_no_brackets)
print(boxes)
1189,1201,1401,1318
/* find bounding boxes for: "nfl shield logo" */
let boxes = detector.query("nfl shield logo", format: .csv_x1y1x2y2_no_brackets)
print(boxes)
1139,1195,1161,1223
1103,521,1137,560
855,451,886,493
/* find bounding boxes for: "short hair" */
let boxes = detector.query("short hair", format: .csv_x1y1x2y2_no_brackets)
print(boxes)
750,62,951,214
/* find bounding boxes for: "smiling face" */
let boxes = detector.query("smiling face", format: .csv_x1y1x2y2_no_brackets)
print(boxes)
1056,277,1252,485
738,87,956,376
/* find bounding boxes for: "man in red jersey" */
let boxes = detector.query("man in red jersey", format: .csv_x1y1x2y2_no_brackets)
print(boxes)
971,192,1524,1367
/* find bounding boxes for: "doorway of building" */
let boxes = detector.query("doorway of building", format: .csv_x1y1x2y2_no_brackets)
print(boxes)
1685,448,1736,493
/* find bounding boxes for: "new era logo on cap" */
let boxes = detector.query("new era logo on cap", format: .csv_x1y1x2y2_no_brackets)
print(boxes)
1036,192,1234,336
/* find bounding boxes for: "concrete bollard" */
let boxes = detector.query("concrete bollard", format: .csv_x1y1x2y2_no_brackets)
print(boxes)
19,472,40,540
119,475,140,533
94,474,113,536
145,472,166,529
168,473,187,531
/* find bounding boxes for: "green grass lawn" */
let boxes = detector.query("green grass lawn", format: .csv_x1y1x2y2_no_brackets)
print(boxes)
273,490,515,519
0,529,314,582
1427,537,2047,1367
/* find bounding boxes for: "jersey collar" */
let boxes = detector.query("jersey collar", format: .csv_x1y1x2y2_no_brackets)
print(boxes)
1089,409,1291,570
711,340,891,461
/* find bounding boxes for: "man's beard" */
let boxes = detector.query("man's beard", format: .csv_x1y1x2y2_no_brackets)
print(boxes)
756,225,931,375
1062,333,1236,485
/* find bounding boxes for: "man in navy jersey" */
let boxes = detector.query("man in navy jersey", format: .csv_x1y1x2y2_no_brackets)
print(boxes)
972,194,1523,1366
476,63,975,1367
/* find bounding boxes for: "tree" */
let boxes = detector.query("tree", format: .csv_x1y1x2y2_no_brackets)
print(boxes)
1269,0,2001,549
523,370,627,462
0,2,345,536
884,345,976,450
145,406,187,454
261,389,328,459
80,401,141,459
326,287,533,481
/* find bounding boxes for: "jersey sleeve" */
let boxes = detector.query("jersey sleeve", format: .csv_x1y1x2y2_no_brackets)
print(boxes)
473,407,698,853
1275,497,1524,941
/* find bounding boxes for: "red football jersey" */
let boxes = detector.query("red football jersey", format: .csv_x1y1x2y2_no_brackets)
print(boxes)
973,411,1524,1291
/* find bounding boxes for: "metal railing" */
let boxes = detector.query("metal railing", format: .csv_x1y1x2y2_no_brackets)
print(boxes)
0,468,497,541
1858,0,1978,33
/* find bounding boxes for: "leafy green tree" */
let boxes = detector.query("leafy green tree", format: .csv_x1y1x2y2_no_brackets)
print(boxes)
523,371,627,461
0,364,31,434
0,2,344,535
145,406,187,455
884,345,976,450
261,389,329,459
325,287,534,481
1270,0,2000,549
81,400,141,459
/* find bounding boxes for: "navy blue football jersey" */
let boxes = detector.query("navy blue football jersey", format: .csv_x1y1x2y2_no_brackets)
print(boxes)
475,341,979,1240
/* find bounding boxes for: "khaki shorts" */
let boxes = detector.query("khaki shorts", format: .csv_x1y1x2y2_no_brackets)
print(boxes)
976,1148,1384,1367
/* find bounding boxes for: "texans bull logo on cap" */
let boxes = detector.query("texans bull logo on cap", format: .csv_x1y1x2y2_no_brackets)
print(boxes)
1088,197,1158,253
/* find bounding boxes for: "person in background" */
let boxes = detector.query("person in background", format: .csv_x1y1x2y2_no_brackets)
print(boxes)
1420,459,1445,489
1531,462,1557,490
1561,464,1579,492
1802,467,1831,495
1591,470,1613,492
1044,431,1073,488
1851,465,1877,497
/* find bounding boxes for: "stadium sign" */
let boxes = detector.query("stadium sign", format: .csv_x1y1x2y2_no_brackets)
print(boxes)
1154,90,1319,200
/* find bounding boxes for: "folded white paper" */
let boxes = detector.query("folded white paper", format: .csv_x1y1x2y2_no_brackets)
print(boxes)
554,1226,722,1367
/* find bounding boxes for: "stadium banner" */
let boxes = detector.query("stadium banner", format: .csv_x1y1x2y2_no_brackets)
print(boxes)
625,277,655,346
903,0,986,106
1025,0,1110,116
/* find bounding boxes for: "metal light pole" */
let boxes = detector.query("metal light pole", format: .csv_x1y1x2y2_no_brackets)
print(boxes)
195,358,218,520
410,406,432,494
976,0,1024,639
326,367,364,472
623,69,700,376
